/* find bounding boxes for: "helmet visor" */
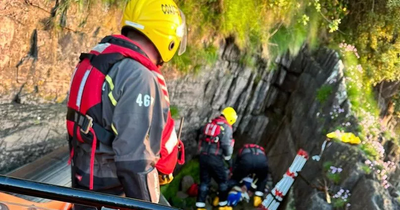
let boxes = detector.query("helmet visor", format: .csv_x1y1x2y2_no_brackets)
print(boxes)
176,9,187,56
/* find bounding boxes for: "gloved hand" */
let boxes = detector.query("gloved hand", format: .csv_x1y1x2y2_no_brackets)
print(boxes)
227,191,242,207
159,173,174,186
253,196,263,207
242,191,250,203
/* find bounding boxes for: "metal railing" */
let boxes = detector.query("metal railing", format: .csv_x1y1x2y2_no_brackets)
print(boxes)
0,175,178,210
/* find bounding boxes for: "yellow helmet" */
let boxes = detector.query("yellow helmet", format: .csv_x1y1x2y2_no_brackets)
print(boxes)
221,107,238,125
121,0,187,63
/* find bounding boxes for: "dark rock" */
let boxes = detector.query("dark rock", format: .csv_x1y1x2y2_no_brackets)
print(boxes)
376,81,400,99
267,126,297,182
351,177,399,210
280,73,299,93
304,192,332,210
274,68,287,86
251,81,271,115
222,43,241,62
226,66,253,106
181,175,194,193
341,162,364,190
0,104,66,173
384,140,400,163
265,86,279,108
303,60,321,77
247,115,269,143
288,51,304,74
273,91,290,115
176,191,189,199
278,52,293,70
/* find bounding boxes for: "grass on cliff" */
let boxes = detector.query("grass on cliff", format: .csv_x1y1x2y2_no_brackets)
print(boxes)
56,0,400,88
58,0,350,73
316,84,333,104
161,159,200,208
331,41,390,162
171,0,341,72
331,42,381,136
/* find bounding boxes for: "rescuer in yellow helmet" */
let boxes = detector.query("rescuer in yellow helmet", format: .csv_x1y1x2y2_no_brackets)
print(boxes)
67,0,187,208
195,107,238,210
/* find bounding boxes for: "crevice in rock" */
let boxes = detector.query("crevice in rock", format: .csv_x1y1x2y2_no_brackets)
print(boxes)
50,0,60,17
234,72,254,109
24,0,52,14
59,9,67,28
15,30,38,85
29,29,38,60
15,55,30,69
12,84,25,104
277,62,302,77
13,94,21,104
225,76,238,105
16,29,38,70
93,27,101,37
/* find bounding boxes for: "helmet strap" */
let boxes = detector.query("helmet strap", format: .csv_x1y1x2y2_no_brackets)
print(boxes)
156,58,164,68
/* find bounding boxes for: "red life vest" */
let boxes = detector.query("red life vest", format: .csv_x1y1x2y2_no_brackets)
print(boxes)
198,116,231,155
155,111,185,175
66,34,184,190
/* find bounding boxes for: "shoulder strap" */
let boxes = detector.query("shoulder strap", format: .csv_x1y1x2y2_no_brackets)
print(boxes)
99,35,149,59
77,35,155,76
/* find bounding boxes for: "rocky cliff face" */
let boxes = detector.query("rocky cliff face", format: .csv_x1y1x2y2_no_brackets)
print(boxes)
1,1,399,209
0,0,121,104
0,103,66,173
169,43,400,209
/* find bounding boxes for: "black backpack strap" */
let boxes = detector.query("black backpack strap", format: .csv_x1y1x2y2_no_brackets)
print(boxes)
67,108,114,147
79,53,96,62
99,36,149,59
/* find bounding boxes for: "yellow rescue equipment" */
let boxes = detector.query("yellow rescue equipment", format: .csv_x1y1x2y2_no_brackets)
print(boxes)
326,131,361,145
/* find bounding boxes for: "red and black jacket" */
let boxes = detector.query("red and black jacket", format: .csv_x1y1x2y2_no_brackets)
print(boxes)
66,35,184,196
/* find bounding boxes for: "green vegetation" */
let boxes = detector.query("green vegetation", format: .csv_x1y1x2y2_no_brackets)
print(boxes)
337,48,380,117
361,143,380,160
339,0,400,85
171,45,218,73
316,85,333,103
333,42,384,151
171,0,350,72
55,0,400,85
161,160,200,208
323,161,341,184
323,161,334,171
332,197,348,208
361,164,372,174
326,172,341,184
170,105,180,119
66,0,130,9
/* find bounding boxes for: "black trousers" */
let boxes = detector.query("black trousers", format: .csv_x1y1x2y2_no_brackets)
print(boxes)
197,154,229,203
228,153,268,193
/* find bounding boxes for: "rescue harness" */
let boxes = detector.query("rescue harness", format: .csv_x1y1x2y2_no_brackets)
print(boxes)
198,116,230,155
66,35,184,190
238,144,265,156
